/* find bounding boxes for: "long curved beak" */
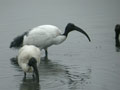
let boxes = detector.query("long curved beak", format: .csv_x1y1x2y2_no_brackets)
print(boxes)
32,64,39,83
74,25,91,42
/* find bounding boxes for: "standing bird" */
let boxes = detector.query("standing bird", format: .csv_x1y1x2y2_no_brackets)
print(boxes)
10,23,91,58
18,45,41,82
115,24,120,47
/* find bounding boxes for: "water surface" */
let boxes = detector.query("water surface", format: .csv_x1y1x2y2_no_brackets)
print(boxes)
0,0,120,90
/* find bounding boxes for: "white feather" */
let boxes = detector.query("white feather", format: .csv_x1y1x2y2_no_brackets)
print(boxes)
23,25,65,49
18,45,41,73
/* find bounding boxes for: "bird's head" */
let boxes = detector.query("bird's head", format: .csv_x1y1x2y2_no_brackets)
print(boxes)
65,23,75,32
28,57,39,82
64,23,91,42
28,57,37,66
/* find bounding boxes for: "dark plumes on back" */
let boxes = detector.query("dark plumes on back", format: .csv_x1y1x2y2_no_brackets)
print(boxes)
10,32,28,48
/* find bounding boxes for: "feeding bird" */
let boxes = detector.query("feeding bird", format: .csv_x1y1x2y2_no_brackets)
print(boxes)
10,23,91,58
115,24,120,47
18,45,41,82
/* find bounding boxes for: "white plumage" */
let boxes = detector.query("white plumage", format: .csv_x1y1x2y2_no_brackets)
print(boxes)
23,25,66,49
10,23,91,58
18,45,41,82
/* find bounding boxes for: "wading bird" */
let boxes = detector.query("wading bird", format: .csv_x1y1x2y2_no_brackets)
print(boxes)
10,23,91,58
18,45,41,82
115,24,120,47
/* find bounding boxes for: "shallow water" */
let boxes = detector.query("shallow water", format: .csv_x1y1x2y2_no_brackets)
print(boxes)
0,0,120,90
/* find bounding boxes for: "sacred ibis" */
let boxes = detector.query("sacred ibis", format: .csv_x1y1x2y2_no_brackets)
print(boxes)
18,45,41,82
115,24,120,47
10,23,91,58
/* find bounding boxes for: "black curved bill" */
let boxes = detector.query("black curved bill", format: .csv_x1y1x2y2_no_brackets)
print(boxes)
33,64,39,83
74,26,91,42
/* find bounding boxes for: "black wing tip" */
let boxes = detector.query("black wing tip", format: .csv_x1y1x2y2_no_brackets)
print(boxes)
9,38,22,49
9,32,28,49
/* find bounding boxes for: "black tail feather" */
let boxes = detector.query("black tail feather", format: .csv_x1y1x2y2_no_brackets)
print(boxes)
10,32,28,48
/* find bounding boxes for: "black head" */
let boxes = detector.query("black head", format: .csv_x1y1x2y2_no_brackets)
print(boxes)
63,23,91,42
28,57,37,66
28,57,39,82
115,24,120,47
65,23,75,33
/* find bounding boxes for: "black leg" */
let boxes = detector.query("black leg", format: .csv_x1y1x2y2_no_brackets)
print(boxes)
23,72,26,81
45,49,48,59
24,72,26,78
32,73,35,81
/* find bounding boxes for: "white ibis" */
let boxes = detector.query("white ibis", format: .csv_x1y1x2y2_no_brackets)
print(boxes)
10,23,91,58
115,24,120,47
18,45,41,82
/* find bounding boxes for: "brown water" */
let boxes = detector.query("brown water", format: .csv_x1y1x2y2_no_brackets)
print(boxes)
0,0,120,90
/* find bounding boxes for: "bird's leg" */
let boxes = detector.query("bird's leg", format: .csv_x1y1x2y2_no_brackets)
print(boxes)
23,72,26,81
45,49,48,59
32,73,35,81
24,72,26,78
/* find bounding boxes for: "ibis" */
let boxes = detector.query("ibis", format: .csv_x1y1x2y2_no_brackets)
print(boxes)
10,23,91,58
18,45,41,82
115,24,120,47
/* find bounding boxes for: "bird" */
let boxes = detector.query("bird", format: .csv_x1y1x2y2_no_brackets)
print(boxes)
115,24,120,47
10,23,91,58
18,45,41,82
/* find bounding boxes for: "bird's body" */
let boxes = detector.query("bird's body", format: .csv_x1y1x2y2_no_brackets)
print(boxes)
10,23,91,58
23,25,66,50
18,45,41,82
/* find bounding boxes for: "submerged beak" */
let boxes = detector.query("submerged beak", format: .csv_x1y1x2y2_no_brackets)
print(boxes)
74,25,91,42
32,64,39,83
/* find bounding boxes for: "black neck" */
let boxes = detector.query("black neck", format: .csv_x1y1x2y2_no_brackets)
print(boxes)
28,57,39,82
63,23,74,37
63,30,69,37
32,63,39,82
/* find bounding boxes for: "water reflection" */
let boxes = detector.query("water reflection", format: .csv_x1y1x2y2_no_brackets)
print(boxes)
115,47,120,52
10,57,21,71
19,79,40,90
10,57,91,90
65,67,91,90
